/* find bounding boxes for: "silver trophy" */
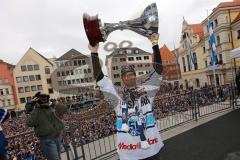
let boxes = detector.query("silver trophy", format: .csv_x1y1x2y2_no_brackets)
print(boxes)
83,3,158,46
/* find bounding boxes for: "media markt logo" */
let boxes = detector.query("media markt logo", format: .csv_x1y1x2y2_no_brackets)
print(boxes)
118,138,158,150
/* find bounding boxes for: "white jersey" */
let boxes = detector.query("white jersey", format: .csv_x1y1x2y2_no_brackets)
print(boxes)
97,71,164,160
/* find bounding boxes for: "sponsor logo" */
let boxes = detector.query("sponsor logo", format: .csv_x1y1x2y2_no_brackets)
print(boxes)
118,138,158,150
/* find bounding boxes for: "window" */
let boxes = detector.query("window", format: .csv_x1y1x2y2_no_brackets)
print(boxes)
72,79,76,84
21,65,27,71
74,61,78,66
57,72,61,77
27,65,33,71
23,76,29,82
76,79,80,84
18,87,24,93
62,71,65,76
71,70,74,75
219,54,223,64
137,64,143,68
48,88,54,94
144,56,149,60
88,68,91,73
7,99,11,106
67,80,71,85
136,57,142,60
216,35,220,45
138,72,144,75
29,75,35,81
81,79,84,83
120,58,126,62
114,74,120,78
35,75,41,80
82,60,86,65
196,79,200,87
47,78,52,84
129,65,135,69
20,98,26,104
211,22,214,29
205,60,208,67
45,67,50,74
37,85,43,90
66,71,70,75
85,78,89,82
25,86,30,92
34,64,39,70
182,57,186,72
5,88,9,94
192,52,198,70
114,66,119,70
26,97,32,102
237,30,240,39
0,89,3,95
31,86,37,91
214,19,218,27
114,82,121,86
128,57,134,61
78,60,82,66
203,47,206,53
187,55,191,71
16,77,22,83
89,77,92,82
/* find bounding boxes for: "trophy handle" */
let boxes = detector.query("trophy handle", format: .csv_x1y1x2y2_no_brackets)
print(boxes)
83,13,104,46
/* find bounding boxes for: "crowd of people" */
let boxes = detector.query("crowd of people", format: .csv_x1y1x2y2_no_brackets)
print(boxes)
1,84,232,159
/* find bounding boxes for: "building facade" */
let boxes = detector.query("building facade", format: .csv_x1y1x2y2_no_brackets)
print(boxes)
179,19,208,89
0,60,17,109
178,1,240,89
160,45,181,82
201,1,240,85
13,48,56,109
53,49,95,99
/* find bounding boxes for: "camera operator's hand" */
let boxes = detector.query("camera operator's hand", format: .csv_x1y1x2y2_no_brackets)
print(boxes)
25,97,39,114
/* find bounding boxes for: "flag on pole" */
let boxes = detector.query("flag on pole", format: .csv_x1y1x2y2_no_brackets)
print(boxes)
207,19,218,68
183,32,195,66
173,42,179,65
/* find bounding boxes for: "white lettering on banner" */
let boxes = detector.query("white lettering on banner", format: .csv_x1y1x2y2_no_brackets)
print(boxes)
118,138,158,150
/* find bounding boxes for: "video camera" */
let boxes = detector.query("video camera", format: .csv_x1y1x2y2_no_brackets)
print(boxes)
34,92,50,104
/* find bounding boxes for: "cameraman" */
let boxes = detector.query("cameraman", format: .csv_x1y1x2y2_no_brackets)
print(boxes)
25,92,67,160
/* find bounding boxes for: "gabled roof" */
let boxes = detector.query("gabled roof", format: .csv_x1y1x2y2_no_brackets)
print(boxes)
56,49,88,61
232,12,240,24
188,24,204,41
14,47,53,68
29,47,53,66
107,47,151,58
160,44,176,65
213,1,240,11
0,60,15,70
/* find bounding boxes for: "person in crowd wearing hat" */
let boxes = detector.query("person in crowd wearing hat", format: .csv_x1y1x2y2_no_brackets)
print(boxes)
89,33,164,160
25,92,67,160
0,107,10,160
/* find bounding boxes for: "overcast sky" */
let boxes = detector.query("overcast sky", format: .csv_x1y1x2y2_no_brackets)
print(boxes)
0,0,232,65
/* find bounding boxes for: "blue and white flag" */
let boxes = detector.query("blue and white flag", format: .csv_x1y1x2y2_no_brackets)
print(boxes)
173,43,179,65
183,32,195,68
207,19,218,69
